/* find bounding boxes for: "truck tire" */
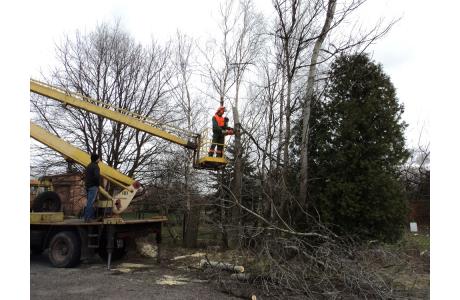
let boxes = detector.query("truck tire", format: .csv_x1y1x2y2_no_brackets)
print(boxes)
48,231,81,268
31,191,61,212
98,238,128,261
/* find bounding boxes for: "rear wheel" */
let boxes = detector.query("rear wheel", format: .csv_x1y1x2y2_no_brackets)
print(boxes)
31,191,61,212
48,231,81,268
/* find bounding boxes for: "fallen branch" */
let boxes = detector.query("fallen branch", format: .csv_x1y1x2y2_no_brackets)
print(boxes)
172,252,206,261
230,273,253,281
200,259,245,273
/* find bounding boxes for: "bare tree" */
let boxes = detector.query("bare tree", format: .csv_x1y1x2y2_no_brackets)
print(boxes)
197,0,264,247
31,21,176,185
256,63,283,220
195,0,239,248
402,125,430,202
171,31,206,247
298,0,336,210
226,0,264,247
272,0,325,217
198,1,238,106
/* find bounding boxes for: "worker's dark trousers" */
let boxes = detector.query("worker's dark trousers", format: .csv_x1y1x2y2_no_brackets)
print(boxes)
209,135,224,157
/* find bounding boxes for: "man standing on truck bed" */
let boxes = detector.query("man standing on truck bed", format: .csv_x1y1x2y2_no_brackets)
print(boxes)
84,153,100,222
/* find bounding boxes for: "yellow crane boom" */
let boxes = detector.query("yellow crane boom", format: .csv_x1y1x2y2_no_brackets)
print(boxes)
30,122,141,214
30,79,198,149
30,78,227,170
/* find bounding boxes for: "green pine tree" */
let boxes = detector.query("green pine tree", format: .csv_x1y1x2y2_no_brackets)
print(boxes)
298,53,409,242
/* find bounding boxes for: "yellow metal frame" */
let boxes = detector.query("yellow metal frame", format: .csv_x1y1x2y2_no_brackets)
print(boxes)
30,122,141,214
103,217,125,224
31,122,134,189
194,128,228,169
30,212,64,224
30,79,197,149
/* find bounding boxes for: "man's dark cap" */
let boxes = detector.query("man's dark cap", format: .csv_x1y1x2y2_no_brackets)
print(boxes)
91,153,99,162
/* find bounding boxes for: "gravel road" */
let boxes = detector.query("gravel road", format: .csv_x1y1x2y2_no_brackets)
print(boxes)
30,251,239,300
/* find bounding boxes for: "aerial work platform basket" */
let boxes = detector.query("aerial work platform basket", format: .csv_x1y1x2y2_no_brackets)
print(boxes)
193,129,228,170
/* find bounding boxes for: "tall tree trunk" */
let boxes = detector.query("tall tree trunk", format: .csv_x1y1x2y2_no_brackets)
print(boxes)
229,80,242,248
182,160,200,248
220,170,229,249
181,62,199,248
283,79,292,174
299,0,336,210
182,196,200,248
276,64,285,169
263,90,274,220
218,91,230,248
280,77,292,218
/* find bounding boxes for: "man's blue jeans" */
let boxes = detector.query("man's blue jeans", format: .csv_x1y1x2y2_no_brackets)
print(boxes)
84,186,98,221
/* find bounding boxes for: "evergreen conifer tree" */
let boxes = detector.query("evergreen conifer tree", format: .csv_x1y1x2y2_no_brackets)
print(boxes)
302,53,409,241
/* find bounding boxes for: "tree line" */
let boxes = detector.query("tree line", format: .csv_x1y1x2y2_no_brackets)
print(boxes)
31,0,428,250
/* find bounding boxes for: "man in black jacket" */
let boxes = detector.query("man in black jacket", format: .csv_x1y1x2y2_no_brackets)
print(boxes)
84,153,100,222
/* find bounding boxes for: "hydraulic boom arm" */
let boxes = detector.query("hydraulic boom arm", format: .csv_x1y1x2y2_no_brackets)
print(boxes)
30,79,198,149
30,78,227,170
30,122,141,214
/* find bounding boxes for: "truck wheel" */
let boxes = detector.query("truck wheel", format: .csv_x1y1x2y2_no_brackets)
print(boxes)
31,191,61,212
98,238,128,261
48,231,81,268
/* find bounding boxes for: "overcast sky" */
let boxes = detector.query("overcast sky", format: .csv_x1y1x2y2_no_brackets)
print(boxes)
26,0,433,148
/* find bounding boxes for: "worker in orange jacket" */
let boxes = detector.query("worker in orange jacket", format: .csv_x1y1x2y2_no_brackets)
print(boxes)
208,106,233,157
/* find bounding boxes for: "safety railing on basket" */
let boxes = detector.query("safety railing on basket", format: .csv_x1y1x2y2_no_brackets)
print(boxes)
198,128,227,161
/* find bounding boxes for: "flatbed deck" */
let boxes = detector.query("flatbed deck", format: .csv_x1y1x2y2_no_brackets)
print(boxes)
30,216,167,226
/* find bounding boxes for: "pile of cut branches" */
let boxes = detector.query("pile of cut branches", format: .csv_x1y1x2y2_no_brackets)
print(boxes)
202,225,401,299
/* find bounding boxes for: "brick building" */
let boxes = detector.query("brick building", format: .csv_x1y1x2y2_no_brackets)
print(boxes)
408,199,430,227
31,173,87,216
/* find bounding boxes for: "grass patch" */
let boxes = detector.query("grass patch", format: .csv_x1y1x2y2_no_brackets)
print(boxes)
404,231,430,253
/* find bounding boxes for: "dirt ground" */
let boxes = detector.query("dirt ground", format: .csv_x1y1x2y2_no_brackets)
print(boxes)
31,233,430,299
30,250,240,300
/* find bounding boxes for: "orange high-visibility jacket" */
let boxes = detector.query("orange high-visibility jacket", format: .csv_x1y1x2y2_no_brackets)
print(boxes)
212,114,226,136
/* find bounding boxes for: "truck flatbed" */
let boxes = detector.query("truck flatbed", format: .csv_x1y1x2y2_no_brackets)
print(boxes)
30,215,167,226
